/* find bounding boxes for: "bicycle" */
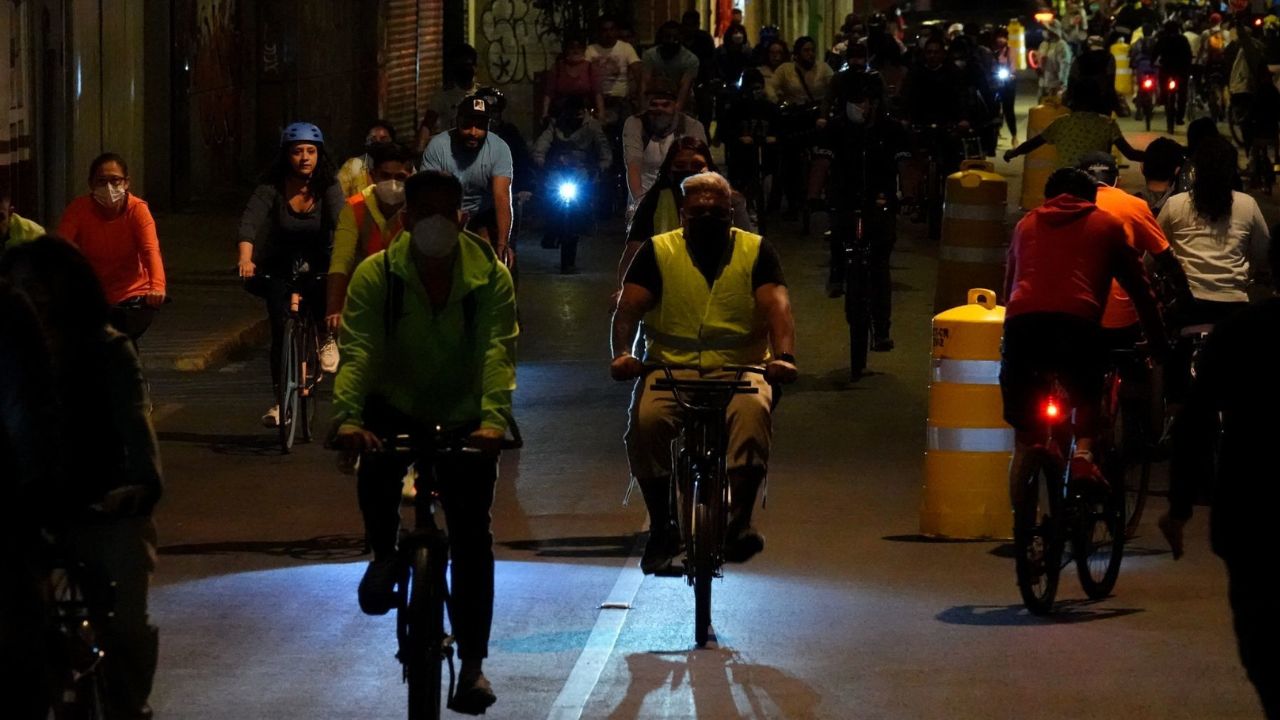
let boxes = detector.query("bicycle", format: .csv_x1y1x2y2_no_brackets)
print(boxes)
1013,378,1126,615
362,414,521,719
45,546,115,719
909,123,982,242
1100,345,1155,539
258,272,327,453
646,364,766,647
833,207,876,379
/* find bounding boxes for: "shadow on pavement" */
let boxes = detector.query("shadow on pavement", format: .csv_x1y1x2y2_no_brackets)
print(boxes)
499,533,642,559
936,602,1143,627
883,534,1004,544
157,430,286,456
605,649,822,719
159,533,367,562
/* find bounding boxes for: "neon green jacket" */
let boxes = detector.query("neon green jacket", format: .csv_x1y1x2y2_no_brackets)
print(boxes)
333,229,517,433
1,211,46,250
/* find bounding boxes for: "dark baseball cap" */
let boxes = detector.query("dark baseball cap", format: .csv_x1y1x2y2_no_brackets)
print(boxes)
1077,151,1119,186
457,95,493,120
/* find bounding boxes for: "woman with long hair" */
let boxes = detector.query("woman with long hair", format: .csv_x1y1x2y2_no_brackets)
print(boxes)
236,122,346,428
56,152,167,344
0,237,163,719
542,34,606,125
618,137,752,285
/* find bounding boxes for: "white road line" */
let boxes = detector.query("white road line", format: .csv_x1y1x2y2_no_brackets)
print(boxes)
546,534,647,720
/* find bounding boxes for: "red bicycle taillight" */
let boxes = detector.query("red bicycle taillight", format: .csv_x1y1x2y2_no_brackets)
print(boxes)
1042,398,1062,421
1168,79,1178,91
1142,78,1154,90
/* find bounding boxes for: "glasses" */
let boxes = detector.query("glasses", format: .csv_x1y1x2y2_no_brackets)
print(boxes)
91,176,127,188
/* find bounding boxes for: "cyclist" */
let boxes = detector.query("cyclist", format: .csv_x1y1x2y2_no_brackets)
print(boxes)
766,36,833,219
531,96,613,177
56,153,167,345
237,122,345,428
331,171,517,715
1158,236,1280,720
991,27,1019,146
1001,168,1167,504
420,95,515,263
336,120,396,198
586,13,642,126
820,69,908,352
1,187,46,252
640,21,700,114
325,142,416,339
419,43,481,147
1152,20,1193,126
1004,79,1145,170
540,34,605,126
1134,137,1186,215
621,80,708,222
1,238,163,719
609,172,798,574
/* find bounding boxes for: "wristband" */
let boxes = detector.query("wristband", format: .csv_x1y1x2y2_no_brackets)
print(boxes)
776,353,796,364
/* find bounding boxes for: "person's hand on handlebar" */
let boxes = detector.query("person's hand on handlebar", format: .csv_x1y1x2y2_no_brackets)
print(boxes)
334,425,383,453
238,258,257,279
468,427,506,453
765,358,798,384
145,290,166,309
326,312,343,334
610,352,644,381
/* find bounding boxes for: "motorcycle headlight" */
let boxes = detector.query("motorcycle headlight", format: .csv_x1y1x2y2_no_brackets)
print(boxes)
557,181,580,204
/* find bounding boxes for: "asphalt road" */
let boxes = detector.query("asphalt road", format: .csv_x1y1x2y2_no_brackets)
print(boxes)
143,134,1264,718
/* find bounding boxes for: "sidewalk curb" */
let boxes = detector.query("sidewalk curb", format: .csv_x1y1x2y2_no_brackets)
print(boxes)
145,317,270,372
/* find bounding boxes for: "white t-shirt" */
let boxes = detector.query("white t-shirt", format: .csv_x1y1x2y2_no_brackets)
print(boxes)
1157,191,1271,302
586,41,640,98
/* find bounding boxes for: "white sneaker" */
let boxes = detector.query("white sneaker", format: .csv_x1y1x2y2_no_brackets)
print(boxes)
319,336,340,373
261,404,280,428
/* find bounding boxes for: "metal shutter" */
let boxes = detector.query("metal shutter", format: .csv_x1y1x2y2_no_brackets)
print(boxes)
382,0,442,138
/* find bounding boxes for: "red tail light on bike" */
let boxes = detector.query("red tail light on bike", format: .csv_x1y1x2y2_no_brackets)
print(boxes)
1167,79,1178,91
1142,78,1155,90
1042,398,1063,422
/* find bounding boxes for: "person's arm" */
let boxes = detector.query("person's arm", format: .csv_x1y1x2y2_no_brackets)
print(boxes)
474,259,519,436
1247,198,1273,285
755,282,798,384
610,282,656,364
532,125,553,167
1110,228,1168,353
1003,134,1046,162
55,199,80,244
592,122,613,172
622,117,645,200
326,203,361,332
333,254,388,431
764,64,784,104
236,185,276,277
105,338,163,511
1114,134,1146,162
590,63,606,119
492,175,514,254
131,202,167,305
617,241,644,286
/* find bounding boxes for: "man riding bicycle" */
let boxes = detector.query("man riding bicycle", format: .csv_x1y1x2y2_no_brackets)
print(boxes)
331,171,517,715
420,96,515,265
609,172,797,575
818,68,908,350
1001,168,1168,505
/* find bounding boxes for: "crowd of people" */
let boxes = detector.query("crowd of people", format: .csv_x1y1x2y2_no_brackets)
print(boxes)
7,4,1280,717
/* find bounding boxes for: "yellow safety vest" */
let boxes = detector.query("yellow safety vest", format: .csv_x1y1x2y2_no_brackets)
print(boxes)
644,227,770,369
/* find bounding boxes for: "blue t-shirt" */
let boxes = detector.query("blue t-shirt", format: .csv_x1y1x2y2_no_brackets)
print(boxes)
420,131,514,215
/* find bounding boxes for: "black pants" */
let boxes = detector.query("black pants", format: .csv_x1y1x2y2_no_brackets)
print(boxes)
1160,69,1189,122
998,85,1017,137
830,208,897,337
108,302,156,347
1225,559,1280,718
770,134,807,215
357,448,499,661
261,276,326,390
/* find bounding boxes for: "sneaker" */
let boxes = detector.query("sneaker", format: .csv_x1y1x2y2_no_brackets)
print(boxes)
640,525,682,576
449,670,497,715
357,556,400,616
871,336,895,352
724,527,765,563
1068,456,1110,497
319,336,340,373
261,405,280,428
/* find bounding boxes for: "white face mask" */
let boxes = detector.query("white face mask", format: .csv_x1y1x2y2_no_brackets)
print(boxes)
373,179,405,206
93,184,127,208
846,102,867,124
411,215,459,258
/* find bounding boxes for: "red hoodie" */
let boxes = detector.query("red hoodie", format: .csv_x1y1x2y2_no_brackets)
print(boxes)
1005,194,1158,327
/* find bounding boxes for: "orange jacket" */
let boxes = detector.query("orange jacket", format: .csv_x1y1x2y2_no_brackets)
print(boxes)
1095,185,1169,329
57,194,166,305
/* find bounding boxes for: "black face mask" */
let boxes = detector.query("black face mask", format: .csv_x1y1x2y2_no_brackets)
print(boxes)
660,42,681,58
686,214,731,243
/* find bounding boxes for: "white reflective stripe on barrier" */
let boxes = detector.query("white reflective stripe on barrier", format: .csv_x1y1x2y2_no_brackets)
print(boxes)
927,426,1015,453
932,358,1002,385
943,203,1006,222
938,244,1008,264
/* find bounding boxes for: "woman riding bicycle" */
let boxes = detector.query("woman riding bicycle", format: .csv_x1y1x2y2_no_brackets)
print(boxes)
237,122,345,428
56,152,167,344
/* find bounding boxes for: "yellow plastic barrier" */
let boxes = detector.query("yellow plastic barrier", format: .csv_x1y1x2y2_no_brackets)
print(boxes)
1112,42,1132,97
1009,19,1026,71
921,288,1013,540
1019,96,1070,210
936,161,1008,314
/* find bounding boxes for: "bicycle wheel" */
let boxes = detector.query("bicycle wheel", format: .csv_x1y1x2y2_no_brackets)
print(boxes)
298,320,320,443
277,317,300,452
1075,479,1125,600
1014,452,1065,615
690,474,721,647
845,262,870,379
406,545,445,720
1113,402,1152,539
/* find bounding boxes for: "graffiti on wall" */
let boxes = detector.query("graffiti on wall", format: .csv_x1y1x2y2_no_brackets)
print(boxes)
478,0,560,84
